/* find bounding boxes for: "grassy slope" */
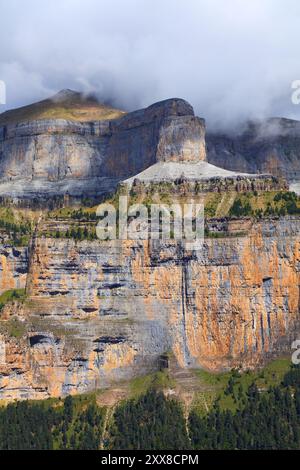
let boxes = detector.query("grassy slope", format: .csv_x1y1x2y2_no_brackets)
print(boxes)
47,188,300,221
0,358,294,449
0,288,26,307
0,206,36,245
0,90,125,126
192,358,291,414
91,357,292,415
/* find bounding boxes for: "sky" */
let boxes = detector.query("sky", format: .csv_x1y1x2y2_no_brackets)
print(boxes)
0,0,300,130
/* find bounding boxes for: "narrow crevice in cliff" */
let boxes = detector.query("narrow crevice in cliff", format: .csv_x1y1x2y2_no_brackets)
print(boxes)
25,214,42,296
180,247,190,367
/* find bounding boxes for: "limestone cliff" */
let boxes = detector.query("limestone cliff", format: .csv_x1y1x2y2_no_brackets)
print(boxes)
1,94,299,203
0,217,299,400
207,118,300,182
0,98,206,200
0,95,298,402
0,245,28,292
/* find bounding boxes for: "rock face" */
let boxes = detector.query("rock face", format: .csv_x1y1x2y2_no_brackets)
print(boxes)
0,246,28,292
0,217,299,400
123,161,286,192
0,99,206,200
1,95,300,202
207,118,300,182
0,96,299,402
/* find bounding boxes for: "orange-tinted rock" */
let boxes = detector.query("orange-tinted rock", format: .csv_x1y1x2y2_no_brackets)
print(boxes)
0,217,299,400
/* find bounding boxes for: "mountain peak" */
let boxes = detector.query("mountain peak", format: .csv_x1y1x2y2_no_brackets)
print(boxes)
0,89,125,126
51,89,81,102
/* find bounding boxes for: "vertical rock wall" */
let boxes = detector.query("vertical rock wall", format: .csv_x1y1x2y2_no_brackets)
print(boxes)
0,217,298,400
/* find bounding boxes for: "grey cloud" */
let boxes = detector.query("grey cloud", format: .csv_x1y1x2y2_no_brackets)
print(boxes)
0,0,300,130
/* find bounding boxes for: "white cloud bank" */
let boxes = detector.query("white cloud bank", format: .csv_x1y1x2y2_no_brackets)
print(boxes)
0,0,300,129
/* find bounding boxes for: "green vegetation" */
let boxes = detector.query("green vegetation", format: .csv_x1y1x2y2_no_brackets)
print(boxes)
204,193,222,217
44,207,99,240
229,197,252,217
129,370,175,398
0,207,33,246
113,362,300,450
108,189,300,219
204,229,248,238
110,389,190,450
229,191,300,218
189,363,300,449
0,360,299,449
0,394,106,450
37,189,300,244
0,289,27,337
1,317,26,338
0,288,26,312
49,207,98,221
0,91,124,126
46,225,97,241
192,358,291,414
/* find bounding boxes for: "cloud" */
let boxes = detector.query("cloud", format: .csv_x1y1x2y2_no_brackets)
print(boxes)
0,0,300,129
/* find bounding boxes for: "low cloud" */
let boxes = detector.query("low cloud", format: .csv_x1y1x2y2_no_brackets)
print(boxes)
0,0,300,130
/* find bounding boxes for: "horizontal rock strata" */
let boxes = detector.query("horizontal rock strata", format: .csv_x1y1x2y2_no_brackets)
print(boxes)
0,217,299,400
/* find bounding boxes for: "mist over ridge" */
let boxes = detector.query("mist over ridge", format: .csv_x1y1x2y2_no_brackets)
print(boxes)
1,0,300,131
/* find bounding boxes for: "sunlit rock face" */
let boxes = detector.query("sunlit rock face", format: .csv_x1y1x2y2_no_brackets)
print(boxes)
0,217,299,400
1,96,292,201
0,98,206,200
0,97,298,401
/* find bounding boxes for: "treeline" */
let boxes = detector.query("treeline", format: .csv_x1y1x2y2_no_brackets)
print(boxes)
0,395,105,450
189,378,300,449
69,209,98,221
111,366,300,450
110,389,190,450
0,218,32,246
108,369,300,450
51,209,98,221
229,191,300,218
50,226,97,241
1,365,300,450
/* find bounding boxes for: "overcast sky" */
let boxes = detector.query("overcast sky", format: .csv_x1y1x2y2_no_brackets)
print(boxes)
0,0,300,129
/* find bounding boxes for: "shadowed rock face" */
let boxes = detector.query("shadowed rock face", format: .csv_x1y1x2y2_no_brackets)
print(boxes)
207,118,300,182
0,246,28,292
0,98,206,200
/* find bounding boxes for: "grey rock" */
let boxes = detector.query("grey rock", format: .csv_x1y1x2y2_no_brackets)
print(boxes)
0,98,206,200
207,118,300,181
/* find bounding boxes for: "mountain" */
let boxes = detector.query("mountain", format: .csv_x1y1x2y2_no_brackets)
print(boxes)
0,89,125,126
0,95,285,203
0,96,298,401
207,117,300,182
0,215,298,400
